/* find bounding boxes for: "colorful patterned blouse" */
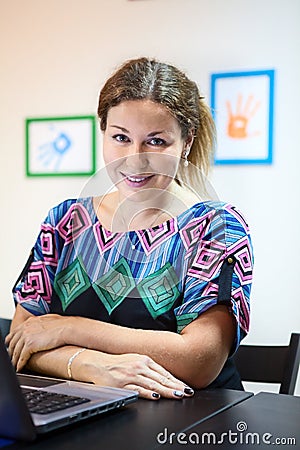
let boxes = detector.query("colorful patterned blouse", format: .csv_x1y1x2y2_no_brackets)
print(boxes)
13,197,253,388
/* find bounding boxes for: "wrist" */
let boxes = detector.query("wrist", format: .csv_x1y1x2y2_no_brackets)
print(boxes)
61,316,77,345
67,348,87,379
71,350,116,384
71,349,100,383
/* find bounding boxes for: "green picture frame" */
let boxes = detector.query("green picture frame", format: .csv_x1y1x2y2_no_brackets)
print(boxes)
25,115,97,177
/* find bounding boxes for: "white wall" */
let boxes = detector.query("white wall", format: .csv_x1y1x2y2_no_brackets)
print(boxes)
1,0,299,394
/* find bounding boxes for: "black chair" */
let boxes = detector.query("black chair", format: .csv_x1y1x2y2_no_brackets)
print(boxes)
234,333,300,395
0,317,12,339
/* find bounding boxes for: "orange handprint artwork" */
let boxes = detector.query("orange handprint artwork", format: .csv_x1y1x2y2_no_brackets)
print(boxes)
226,94,261,139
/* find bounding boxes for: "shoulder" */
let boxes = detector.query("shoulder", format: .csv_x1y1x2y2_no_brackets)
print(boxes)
45,197,94,225
189,202,250,232
179,202,251,249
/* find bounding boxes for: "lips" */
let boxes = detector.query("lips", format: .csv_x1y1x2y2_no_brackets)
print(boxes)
121,172,154,187
127,175,148,182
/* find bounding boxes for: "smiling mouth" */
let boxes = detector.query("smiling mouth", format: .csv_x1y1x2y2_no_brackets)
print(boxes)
121,173,154,183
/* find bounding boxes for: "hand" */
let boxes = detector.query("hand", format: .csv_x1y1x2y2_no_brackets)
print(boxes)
5,314,70,371
73,350,194,401
226,94,261,139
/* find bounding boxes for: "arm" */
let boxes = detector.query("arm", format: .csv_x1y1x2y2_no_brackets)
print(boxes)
7,303,235,389
7,305,194,400
9,203,251,391
9,305,78,379
61,304,235,388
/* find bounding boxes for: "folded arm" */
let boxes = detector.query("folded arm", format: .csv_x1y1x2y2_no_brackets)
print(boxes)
7,305,196,400
7,303,235,389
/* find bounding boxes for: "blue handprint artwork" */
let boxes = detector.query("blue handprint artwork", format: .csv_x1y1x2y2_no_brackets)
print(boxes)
37,132,72,172
38,129,72,171
26,116,96,176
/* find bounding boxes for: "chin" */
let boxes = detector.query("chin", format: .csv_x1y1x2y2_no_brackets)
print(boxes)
120,188,156,204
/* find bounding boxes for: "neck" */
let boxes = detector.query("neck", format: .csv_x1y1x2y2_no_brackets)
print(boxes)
113,182,186,231
115,194,170,231
99,181,199,232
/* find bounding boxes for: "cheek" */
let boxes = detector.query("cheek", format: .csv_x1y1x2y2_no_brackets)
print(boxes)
103,151,117,166
104,157,124,183
102,144,124,183
102,140,122,166
147,153,180,177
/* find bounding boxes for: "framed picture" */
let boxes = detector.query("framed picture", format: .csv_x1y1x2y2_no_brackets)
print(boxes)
211,70,275,164
25,116,97,176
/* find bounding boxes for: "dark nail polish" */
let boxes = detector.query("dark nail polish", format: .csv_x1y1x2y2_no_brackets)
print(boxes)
152,392,160,399
173,390,184,398
184,387,194,395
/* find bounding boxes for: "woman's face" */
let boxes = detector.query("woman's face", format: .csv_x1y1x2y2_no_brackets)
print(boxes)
103,99,188,203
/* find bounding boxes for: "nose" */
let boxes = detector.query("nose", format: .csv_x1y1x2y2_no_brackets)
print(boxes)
125,143,148,171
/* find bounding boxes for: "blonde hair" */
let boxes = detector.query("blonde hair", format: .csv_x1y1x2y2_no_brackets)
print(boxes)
97,57,216,189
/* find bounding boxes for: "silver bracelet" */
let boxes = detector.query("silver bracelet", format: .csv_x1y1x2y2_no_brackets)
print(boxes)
67,348,86,380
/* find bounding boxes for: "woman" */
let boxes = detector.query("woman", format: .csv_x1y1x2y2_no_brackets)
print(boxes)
6,57,253,400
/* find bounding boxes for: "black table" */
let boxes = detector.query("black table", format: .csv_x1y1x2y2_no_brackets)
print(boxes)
164,392,300,449
1,389,251,450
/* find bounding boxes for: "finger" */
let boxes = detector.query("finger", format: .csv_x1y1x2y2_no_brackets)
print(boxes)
5,321,25,349
6,330,21,359
148,359,184,384
124,384,161,401
5,327,22,348
130,374,186,400
7,332,31,371
10,336,25,369
147,360,194,394
5,333,12,346
148,369,184,391
16,344,32,372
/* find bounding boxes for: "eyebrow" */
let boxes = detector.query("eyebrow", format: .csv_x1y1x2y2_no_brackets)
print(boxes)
110,125,166,136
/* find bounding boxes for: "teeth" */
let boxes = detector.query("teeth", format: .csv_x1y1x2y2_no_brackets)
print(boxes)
127,176,147,182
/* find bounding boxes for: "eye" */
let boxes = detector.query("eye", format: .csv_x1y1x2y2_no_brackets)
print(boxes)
112,134,130,143
148,137,166,147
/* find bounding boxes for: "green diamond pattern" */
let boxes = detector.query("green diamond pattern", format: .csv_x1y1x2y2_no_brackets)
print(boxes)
137,263,180,319
54,257,91,311
176,312,199,333
92,257,136,315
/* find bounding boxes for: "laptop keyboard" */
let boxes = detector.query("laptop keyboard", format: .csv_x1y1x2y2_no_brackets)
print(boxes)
22,388,90,414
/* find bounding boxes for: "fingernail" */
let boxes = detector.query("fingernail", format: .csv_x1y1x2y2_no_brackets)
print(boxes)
173,390,184,398
184,387,194,395
152,392,160,399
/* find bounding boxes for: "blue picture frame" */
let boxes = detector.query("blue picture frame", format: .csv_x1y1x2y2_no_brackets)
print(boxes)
211,70,275,165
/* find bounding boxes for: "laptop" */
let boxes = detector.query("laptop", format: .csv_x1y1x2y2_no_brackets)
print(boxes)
0,332,138,442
